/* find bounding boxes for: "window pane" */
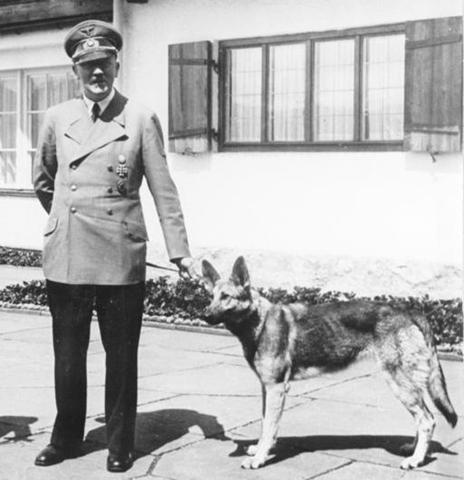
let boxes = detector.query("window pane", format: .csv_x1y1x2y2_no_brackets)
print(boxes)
225,47,262,142
28,74,47,111
0,76,17,112
68,73,80,99
313,39,355,141
362,34,405,140
0,75,17,185
0,151,16,185
27,112,44,149
268,43,306,142
0,114,16,148
48,73,68,106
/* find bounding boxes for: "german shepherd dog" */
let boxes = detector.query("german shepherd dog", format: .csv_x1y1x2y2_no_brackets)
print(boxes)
201,256,457,470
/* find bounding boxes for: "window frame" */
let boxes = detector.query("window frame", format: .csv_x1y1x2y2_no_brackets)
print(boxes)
218,22,405,152
0,64,77,195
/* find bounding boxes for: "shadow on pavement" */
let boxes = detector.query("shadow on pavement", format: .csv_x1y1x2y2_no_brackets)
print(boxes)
231,434,457,467
83,409,227,458
0,416,38,441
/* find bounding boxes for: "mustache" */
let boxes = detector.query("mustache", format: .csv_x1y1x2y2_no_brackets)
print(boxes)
90,77,107,83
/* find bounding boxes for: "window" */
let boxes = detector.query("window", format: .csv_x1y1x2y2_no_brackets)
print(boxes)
313,39,355,142
219,27,406,150
0,67,79,189
225,47,262,142
362,35,405,141
268,43,306,142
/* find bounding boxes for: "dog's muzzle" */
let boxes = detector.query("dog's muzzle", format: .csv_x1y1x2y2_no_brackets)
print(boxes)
202,307,223,325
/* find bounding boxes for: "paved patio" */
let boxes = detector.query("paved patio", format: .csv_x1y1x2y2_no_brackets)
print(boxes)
0,308,462,479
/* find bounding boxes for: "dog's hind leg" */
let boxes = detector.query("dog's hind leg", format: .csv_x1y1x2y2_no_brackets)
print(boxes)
241,381,288,469
384,369,435,469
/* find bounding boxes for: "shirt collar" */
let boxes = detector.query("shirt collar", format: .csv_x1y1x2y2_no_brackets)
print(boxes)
83,88,115,118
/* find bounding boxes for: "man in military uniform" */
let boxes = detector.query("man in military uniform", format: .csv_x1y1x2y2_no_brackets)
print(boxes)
33,19,193,473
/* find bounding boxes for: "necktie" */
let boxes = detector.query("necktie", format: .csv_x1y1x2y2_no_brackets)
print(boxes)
91,102,101,122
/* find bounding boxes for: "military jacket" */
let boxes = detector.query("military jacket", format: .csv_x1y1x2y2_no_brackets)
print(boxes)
33,90,190,285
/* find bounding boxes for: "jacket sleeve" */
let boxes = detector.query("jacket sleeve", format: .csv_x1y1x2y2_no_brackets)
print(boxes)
33,109,57,214
142,112,191,261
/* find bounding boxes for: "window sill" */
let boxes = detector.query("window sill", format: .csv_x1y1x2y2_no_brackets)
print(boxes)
0,188,35,198
219,141,404,152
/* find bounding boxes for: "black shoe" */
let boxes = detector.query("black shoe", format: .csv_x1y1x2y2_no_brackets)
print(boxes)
34,444,80,466
107,452,134,473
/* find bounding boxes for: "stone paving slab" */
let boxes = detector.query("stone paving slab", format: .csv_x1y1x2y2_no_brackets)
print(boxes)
139,362,260,397
82,402,203,457
0,339,52,367
134,395,265,441
139,327,236,353
0,432,155,480
0,313,49,333
2,389,183,439
313,461,454,479
0,310,462,480
151,437,351,480
0,386,54,435
136,344,233,378
420,439,464,478
231,396,464,476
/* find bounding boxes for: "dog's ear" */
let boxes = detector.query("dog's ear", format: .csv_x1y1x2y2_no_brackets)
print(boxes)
202,260,221,291
230,256,250,289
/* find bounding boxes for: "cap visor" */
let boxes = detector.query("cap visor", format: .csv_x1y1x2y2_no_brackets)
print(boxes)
74,50,115,64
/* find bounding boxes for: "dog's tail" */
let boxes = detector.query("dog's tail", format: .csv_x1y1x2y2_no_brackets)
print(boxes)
428,351,458,427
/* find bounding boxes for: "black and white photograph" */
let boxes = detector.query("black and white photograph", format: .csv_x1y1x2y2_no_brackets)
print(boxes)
0,0,462,478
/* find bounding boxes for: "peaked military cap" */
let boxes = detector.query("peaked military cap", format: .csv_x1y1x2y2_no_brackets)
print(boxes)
64,19,123,64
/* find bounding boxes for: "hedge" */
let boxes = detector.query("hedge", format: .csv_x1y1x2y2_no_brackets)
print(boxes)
0,246,42,267
0,277,461,351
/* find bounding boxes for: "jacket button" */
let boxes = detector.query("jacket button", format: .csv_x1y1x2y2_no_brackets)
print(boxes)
71,207,77,213
107,208,113,215
71,184,77,191
107,165,114,172
107,187,113,194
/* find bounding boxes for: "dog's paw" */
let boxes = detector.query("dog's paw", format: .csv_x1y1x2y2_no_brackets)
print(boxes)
245,445,258,456
400,456,423,470
241,455,266,469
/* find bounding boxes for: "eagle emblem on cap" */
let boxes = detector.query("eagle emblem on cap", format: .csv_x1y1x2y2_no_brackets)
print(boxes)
80,26,95,37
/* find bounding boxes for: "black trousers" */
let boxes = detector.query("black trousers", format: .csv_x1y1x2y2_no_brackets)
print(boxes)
46,280,145,455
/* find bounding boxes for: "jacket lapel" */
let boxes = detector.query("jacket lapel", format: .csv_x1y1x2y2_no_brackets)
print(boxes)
68,90,129,164
64,100,92,145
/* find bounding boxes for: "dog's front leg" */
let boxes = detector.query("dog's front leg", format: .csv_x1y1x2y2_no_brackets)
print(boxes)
245,383,267,457
241,382,288,469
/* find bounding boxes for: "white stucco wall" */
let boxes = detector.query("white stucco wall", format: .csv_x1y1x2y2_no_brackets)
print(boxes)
0,0,462,296
117,0,463,265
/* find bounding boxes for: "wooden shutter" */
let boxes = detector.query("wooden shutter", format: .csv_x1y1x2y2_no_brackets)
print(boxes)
404,16,463,152
168,41,213,154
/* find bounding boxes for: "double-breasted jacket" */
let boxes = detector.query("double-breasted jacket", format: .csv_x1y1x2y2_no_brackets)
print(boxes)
33,90,190,285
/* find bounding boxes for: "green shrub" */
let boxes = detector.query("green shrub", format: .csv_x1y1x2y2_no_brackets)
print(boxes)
0,280,48,305
0,246,42,267
144,276,210,319
0,278,461,348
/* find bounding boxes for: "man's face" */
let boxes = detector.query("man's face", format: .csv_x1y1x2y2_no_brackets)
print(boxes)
73,55,119,101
